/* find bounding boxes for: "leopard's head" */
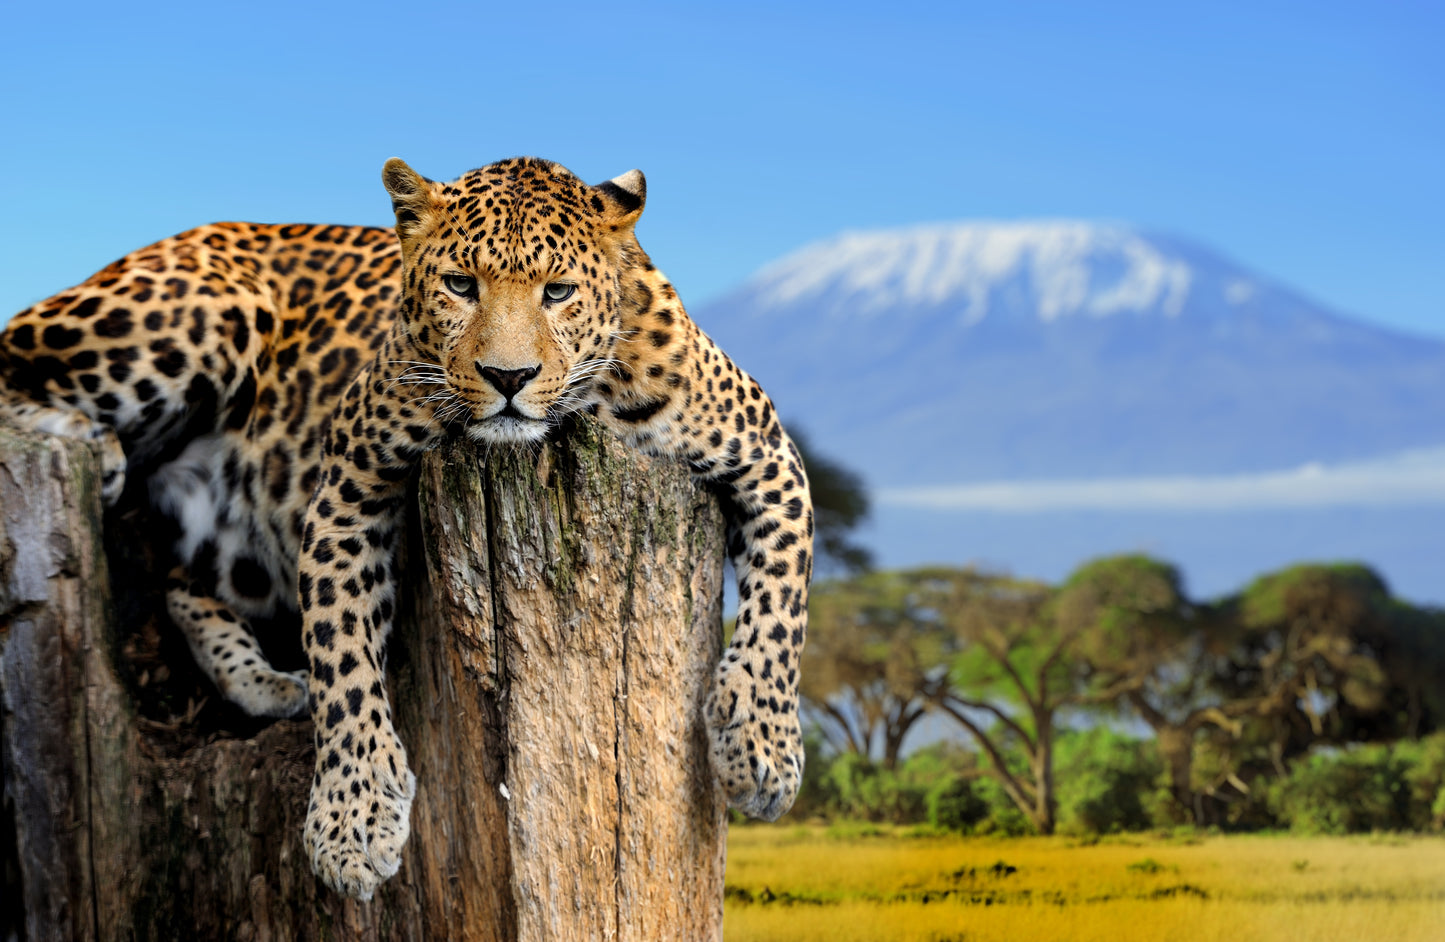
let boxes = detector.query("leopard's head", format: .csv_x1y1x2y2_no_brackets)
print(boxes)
382,156,645,443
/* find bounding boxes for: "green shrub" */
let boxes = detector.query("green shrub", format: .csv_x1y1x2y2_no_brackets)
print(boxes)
927,776,989,832
1398,732,1445,830
1268,744,1413,833
816,753,929,822
970,776,1033,836
791,724,1445,835
796,741,982,824
1055,728,1163,835
1269,736,1445,834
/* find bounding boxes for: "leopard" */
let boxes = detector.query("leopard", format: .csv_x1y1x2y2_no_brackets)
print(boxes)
0,156,813,899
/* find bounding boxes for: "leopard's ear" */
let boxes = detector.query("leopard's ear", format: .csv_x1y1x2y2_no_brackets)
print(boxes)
381,158,437,242
593,169,646,230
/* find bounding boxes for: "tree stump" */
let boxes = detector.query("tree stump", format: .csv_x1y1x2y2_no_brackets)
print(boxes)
0,418,728,941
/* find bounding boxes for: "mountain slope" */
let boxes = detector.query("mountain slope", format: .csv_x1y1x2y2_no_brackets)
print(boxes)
693,222,1445,487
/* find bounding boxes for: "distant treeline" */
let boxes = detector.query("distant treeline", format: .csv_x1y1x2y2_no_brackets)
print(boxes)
791,558,1445,835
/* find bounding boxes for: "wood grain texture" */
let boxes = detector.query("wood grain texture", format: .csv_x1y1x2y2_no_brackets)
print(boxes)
0,417,727,940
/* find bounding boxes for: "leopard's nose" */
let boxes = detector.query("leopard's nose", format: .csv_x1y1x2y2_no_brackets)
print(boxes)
477,364,540,400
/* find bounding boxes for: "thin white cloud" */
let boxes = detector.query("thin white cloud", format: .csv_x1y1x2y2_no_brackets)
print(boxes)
879,448,1445,512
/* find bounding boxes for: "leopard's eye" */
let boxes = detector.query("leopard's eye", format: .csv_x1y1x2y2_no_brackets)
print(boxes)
443,274,477,297
542,283,576,304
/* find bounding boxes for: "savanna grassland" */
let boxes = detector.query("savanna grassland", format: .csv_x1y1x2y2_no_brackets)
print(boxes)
722,824,1445,942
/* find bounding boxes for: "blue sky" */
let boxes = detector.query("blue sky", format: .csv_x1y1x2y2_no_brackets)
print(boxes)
2,1,1441,338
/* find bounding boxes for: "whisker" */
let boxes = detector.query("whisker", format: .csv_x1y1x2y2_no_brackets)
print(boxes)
407,393,458,409
436,400,473,425
386,367,449,392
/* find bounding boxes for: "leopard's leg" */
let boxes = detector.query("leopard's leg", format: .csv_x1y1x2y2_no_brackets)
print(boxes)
165,565,308,718
300,338,442,899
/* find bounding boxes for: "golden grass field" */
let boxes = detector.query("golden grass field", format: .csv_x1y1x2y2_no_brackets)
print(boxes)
722,824,1445,941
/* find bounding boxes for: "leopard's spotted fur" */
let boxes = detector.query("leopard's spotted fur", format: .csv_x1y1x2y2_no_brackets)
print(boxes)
0,157,812,898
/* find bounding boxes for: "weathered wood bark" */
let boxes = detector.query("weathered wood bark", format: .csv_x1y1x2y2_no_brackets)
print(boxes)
0,418,728,941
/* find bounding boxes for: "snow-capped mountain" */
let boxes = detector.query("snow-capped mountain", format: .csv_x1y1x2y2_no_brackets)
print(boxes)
695,222,1445,486
739,222,1196,323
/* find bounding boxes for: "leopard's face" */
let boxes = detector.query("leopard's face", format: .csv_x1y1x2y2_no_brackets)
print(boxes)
383,156,646,444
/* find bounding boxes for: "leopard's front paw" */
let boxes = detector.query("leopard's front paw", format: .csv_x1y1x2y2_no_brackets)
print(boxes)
704,656,804,820
304,732,417,900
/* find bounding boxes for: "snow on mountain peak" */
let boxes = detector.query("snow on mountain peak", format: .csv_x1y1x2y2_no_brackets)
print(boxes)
744,221,1199,323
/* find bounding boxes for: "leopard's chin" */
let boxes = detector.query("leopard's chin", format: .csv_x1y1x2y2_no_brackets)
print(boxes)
465,415,548,445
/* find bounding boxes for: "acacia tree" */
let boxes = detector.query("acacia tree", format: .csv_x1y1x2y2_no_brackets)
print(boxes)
1067,557,1398,823
1238,565,1389,734
1056,555,1255,823
801,571,950,767
1358,601,1445,741
1198,564,1390,793
914,565,1145,835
